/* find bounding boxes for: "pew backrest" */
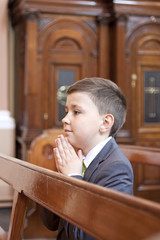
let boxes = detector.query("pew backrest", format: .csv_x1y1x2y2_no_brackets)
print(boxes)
28,128,64,170
119,144,160,202
119,144,160,166
0,153,160,240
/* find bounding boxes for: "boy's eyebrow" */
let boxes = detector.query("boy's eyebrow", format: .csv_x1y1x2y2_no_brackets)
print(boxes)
72,104,81,108
65,104,83,110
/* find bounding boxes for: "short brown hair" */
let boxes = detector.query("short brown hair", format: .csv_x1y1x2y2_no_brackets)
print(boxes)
67,77,127,136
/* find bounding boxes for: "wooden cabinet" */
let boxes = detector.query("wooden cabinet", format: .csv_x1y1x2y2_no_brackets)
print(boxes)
115,1,160,203
126,16,160,147
9,0,160,160
115,1,160,147
40,14,99,128
9,0,114,159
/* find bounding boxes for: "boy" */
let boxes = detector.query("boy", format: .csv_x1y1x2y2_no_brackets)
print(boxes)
42,77,133,240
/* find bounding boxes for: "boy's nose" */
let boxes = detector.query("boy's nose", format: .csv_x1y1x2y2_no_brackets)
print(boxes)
62,116,70,124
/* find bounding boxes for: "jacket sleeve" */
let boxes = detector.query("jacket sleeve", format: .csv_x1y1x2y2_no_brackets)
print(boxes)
41,207,60,231
95,162,133,195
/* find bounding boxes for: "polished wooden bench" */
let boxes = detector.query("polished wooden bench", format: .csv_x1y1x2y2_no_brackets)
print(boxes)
1,153,160,240
119,144,160,166
119,144,160,202
28,129,160,203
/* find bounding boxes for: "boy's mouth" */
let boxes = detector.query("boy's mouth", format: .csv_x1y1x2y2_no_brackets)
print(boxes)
64,129,72,132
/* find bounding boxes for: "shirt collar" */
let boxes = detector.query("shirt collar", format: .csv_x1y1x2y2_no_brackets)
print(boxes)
84,136,112,168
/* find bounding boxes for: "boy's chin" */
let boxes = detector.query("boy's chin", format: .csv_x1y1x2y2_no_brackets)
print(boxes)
67,139,78,151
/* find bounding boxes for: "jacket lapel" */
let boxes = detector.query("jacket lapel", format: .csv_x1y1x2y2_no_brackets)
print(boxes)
84,138,118,182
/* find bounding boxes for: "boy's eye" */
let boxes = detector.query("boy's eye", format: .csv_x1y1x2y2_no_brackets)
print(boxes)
74,110,80,115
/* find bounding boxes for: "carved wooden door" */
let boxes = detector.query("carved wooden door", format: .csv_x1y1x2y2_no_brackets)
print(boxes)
126,16,160,202
9,0,114,159
38,14,98,128
127,17,160,146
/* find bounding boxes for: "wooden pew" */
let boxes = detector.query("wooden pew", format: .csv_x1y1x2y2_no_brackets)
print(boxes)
0,154,160,240
119,144,160,166
119,144,160,202
28,128,64,170
28,129,160,204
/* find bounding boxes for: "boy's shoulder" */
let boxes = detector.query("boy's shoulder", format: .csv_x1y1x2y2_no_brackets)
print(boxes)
98,138,132,167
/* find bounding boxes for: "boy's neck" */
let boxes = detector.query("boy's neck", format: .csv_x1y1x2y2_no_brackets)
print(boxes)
83,135,111,156
83,136,112,169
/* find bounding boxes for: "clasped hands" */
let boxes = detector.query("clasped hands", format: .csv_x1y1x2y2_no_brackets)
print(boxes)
53,135,83,176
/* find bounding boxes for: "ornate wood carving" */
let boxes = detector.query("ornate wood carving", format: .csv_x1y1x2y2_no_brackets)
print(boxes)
10,0,160,159
126,17,160,146
9,0,114,159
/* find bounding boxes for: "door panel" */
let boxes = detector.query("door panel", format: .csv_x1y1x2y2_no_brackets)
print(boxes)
126,18,160,202
39,15,98,128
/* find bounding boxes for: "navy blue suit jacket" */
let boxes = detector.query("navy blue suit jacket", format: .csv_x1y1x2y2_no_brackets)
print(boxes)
42,138,133,240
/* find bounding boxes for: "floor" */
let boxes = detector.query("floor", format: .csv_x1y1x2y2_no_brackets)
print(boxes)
0,207,56,240
0,207,11,232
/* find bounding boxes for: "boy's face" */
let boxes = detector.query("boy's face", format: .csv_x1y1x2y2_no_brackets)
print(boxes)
62,92,105,155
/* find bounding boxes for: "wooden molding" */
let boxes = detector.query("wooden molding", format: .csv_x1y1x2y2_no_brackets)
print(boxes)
114,0,160,16
9,0,114,25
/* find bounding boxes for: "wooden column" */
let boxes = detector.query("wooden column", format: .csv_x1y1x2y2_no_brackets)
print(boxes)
20,12,40,160
113,14,132,141
0,0,8,110
0,0,15,207
114,14,127,92
98,15,111,78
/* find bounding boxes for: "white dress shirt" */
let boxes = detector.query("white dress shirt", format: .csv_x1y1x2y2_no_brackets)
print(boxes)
69,136,112,176
84,136,112,168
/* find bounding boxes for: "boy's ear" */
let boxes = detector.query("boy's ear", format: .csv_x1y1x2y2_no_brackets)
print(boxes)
100,114,114,133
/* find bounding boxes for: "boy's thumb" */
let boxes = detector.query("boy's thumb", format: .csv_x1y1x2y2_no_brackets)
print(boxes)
77,149,83,162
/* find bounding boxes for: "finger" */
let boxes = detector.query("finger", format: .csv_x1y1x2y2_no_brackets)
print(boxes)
54,147,62,168
59,135,69,149
53,148,60,172
64,137,76,154
58,136,71,159
77,149,83,162
56,138,66,159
